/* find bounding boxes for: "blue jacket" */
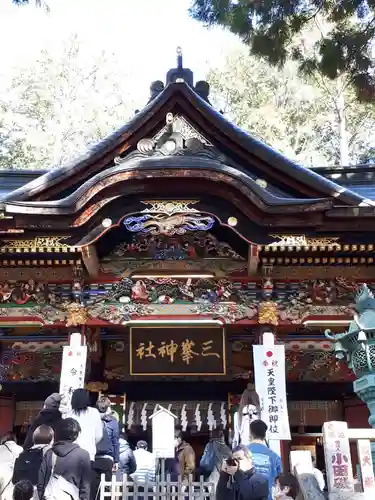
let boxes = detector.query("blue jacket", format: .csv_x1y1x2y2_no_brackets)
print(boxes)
216,469,268,500
96,413,120,463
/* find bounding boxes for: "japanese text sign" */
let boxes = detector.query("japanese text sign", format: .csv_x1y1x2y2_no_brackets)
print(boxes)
59,345,87,410
357,439,375,492
150,405,176,458
129,327,226,376
323,421,354,492
253,344,290,440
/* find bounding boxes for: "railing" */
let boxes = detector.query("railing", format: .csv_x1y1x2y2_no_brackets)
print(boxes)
99,474,215,500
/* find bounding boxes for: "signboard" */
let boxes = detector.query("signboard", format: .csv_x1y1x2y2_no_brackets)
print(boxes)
150,405,176,458
323,421,354,492
129,327,226,376
357,439,375,492
59,344,87,410
253,344,290,440
290,450,313,474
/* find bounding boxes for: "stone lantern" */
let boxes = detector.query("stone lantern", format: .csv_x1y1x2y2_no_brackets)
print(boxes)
325,283,375,467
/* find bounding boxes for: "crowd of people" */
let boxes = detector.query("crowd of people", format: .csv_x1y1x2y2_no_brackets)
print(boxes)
0,390,141,500
0,389,322,500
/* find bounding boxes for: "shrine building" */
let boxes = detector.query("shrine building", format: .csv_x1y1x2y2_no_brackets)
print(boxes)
0,51,373,468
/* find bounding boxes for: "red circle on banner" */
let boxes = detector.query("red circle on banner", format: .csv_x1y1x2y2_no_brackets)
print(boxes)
266,351,273,357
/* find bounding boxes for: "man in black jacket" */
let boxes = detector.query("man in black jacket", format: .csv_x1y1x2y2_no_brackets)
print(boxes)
216,445,268,500
37,418,91,500
23,393,62,450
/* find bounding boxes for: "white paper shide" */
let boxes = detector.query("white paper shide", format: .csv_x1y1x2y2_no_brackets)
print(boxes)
253,344,290,440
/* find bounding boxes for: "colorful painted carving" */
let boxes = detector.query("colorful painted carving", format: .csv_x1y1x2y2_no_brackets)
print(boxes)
230,341,355,382
123,213,215,236
0,281,57,305
109,233,244,261
108,277,234,305
0,277,361,326
0,349,64,382
285,351,355,382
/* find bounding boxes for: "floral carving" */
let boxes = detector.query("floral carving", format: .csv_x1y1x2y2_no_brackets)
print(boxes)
89,303,154,324
192,303,257,324
279,304,352,324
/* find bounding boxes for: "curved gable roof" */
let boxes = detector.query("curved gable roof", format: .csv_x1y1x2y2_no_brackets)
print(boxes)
2,81,368,207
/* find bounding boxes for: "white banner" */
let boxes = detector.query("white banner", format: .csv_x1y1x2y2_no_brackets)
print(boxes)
357,439,375,492
253,344,290,440
59,345,87,411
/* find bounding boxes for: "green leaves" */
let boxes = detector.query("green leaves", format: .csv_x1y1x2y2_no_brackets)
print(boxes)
190,0,375,101
206,47,375,165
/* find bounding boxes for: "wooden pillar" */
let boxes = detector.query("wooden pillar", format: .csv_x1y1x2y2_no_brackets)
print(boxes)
248,244,259,275
81,244,100,277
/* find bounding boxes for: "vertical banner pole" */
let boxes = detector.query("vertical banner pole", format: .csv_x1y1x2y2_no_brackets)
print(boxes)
59,331,87,413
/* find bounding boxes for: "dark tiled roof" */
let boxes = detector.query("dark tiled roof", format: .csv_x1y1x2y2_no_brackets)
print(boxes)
310,165,375,200
0,170,46,199
1,82,367,206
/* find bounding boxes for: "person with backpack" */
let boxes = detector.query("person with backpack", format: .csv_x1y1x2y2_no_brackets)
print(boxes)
64,389,103,462
90,397,121,500
37,418,91,500
23,394,62,451
0,432,23,500
199,428,231,491
12,480,34,500
13,425,54,489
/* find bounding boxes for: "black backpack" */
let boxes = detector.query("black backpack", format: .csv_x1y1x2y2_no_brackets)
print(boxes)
13,447,44,485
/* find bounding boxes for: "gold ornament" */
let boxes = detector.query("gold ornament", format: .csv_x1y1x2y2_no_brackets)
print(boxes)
86,382,108,393
267,234,340,248
65,303,88,327
258,301,278,326
140,200,199,215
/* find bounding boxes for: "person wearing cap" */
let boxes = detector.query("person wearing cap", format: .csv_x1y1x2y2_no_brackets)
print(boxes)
23,393,62,451
130,440,155,485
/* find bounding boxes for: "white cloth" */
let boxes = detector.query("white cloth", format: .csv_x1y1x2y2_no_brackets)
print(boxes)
232,405,260,448
131,449,156,484
64,406,103,461
0,441,23,500
313,467,325,491
233,411,250,448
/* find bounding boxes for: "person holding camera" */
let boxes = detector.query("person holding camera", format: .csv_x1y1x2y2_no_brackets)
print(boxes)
216,445,268,500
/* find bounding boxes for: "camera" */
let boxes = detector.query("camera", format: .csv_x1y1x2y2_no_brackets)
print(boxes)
226,458,238,467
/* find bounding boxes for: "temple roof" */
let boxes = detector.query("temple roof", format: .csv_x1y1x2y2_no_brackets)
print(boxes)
1,164,374,201
0,80,367,206
0,50,375,245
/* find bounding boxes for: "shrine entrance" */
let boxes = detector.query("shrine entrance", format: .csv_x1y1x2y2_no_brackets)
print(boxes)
103,322,242,463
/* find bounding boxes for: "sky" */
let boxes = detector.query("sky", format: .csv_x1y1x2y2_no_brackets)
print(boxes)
0,0,240,104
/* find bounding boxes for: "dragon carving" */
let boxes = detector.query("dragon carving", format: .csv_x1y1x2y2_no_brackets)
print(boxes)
123,213,215,236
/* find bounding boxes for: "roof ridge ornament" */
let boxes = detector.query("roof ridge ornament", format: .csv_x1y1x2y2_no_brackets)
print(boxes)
147,49,211,104
176,46,183,70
